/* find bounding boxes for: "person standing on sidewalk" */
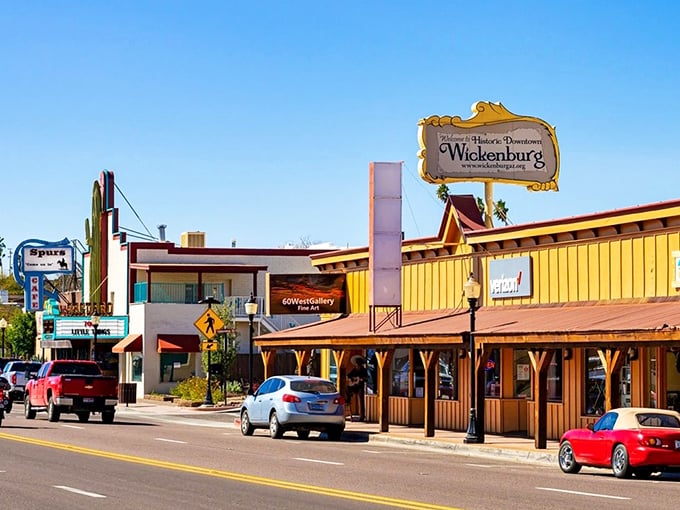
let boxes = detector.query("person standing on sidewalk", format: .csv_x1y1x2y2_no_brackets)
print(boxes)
346,355,368,421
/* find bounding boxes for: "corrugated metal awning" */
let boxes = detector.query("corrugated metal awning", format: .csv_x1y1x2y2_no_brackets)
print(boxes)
254,299,680,350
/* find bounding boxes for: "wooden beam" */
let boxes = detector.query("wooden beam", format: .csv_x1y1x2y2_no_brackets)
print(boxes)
598,348,626,411
419,349,437,438
528,349,553,450
294,350,311,376
261,350,275,380
374,349,394,433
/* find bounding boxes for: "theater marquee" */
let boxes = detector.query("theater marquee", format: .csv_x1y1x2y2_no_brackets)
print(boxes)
417,101,560,191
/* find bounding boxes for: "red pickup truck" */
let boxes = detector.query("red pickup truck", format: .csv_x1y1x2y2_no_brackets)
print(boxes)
24,360,118,423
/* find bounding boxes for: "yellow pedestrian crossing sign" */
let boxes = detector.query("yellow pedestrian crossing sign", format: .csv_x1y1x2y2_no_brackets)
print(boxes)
194,308,224,339
201,341,219,352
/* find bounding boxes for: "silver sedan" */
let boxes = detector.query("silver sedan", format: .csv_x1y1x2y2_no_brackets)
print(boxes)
240,375,346,440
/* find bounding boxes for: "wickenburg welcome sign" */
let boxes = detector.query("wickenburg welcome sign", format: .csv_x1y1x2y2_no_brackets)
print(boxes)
417,101,560,191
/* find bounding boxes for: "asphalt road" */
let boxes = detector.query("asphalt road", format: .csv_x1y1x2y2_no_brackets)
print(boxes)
0,408,678,509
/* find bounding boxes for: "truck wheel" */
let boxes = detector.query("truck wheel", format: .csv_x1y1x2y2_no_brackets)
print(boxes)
47,397,61,422
101,410,115,424
24,398,36,420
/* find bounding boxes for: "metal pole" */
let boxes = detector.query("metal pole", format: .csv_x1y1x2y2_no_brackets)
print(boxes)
464,296,481,443
248,315,254,395
92,325,98,362
204,347,213,405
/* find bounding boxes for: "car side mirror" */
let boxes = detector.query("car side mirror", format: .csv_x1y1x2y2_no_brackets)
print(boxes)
587,423,594,431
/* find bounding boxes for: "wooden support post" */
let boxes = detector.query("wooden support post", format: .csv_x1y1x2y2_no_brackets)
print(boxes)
598,348,626,411
261,350,275,381
528,349,554,450
294,350,311,376
374,349,394,433
419,349,437,438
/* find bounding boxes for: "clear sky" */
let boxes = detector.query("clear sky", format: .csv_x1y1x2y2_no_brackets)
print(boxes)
3,1,680,266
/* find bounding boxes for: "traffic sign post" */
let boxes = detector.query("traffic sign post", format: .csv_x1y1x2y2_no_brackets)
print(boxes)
195,299,224,407
194,308,225,340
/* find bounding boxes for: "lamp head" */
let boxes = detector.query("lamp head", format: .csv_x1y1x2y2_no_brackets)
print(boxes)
245,293,258,317
0,318,7,330
463,273,481,302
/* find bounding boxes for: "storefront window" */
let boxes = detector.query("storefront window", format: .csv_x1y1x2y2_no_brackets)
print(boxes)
132,354,143,382
667,350,680,412
514,349,531,398
485,348,501,397
391,348,410,396
585,349,605,416
437,350,458,400
160,353,192,382
547,350,562,402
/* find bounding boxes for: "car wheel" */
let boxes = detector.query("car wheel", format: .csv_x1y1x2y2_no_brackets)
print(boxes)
634,467,653,479
101,410,115,424
240,410,254,436
269,411,284,439
558,440,582,474
24,398,36,420
612,444,632,478
47,397,61,422
76,412,90,423
296,429,311,440
327,425,344,441
5,399,12,414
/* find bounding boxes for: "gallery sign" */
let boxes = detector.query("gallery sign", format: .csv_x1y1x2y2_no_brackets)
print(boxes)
417,101,559,191
267,273,346,314
488,256,532,299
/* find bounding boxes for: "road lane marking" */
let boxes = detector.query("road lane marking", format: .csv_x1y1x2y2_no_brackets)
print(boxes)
536,487,631,500
62,425,84,430
293,457,344,465
154,438,187,444
0,432,460,510
54,485,106,498
465,463,494,468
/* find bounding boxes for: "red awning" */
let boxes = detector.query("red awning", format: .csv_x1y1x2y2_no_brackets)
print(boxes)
157,334,201,353
112,334,143,353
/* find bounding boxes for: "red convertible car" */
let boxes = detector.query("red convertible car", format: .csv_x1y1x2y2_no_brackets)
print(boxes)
558,407,680,478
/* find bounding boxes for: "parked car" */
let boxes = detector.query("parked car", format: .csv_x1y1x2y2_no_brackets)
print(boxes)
2,360,42,402
558,407,680,478
240,375,346,440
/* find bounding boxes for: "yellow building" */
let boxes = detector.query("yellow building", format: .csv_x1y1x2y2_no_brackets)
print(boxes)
256,195,680,446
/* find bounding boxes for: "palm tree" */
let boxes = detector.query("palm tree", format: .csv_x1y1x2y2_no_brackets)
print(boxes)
436,184,450,203
0,237,5,276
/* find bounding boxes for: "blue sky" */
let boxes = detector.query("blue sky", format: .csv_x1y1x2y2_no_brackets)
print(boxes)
3,1,680,265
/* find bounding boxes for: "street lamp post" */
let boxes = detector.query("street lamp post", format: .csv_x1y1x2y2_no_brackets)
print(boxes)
199,296,221,406
0,318,7,357
245,293,258,395
91,314,101,362
463,273,483,444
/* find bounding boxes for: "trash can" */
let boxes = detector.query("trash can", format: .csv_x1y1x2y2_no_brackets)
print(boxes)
118,382,137,406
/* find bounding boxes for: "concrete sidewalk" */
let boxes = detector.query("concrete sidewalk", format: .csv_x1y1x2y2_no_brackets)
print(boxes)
116,399,559,466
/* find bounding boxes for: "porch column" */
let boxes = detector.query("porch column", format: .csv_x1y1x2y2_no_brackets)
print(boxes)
598,348,626,411
294,349,312,376
419,349,437,438
374,349,394,433
261,350,276,380
528,349,554,450
476,347,492,444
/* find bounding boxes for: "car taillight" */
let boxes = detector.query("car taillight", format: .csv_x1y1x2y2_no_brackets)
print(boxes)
334,396,345,405
282,393,301,403
638,434,663,447
11,374,16,384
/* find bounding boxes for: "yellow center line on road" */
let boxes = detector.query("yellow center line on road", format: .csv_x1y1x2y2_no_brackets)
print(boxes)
0,432,460,509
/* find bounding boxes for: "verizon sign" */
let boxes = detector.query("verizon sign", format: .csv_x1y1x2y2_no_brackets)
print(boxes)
418,102,559,191
488,257,532,299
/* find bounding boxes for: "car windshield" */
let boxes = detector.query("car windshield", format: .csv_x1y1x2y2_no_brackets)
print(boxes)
50,363,101,376
9,362,41,372
290,380,337,394
636,413,680,428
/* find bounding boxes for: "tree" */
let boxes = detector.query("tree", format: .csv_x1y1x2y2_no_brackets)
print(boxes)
436,184,450,203
494,199,510,226
5,311,36,359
